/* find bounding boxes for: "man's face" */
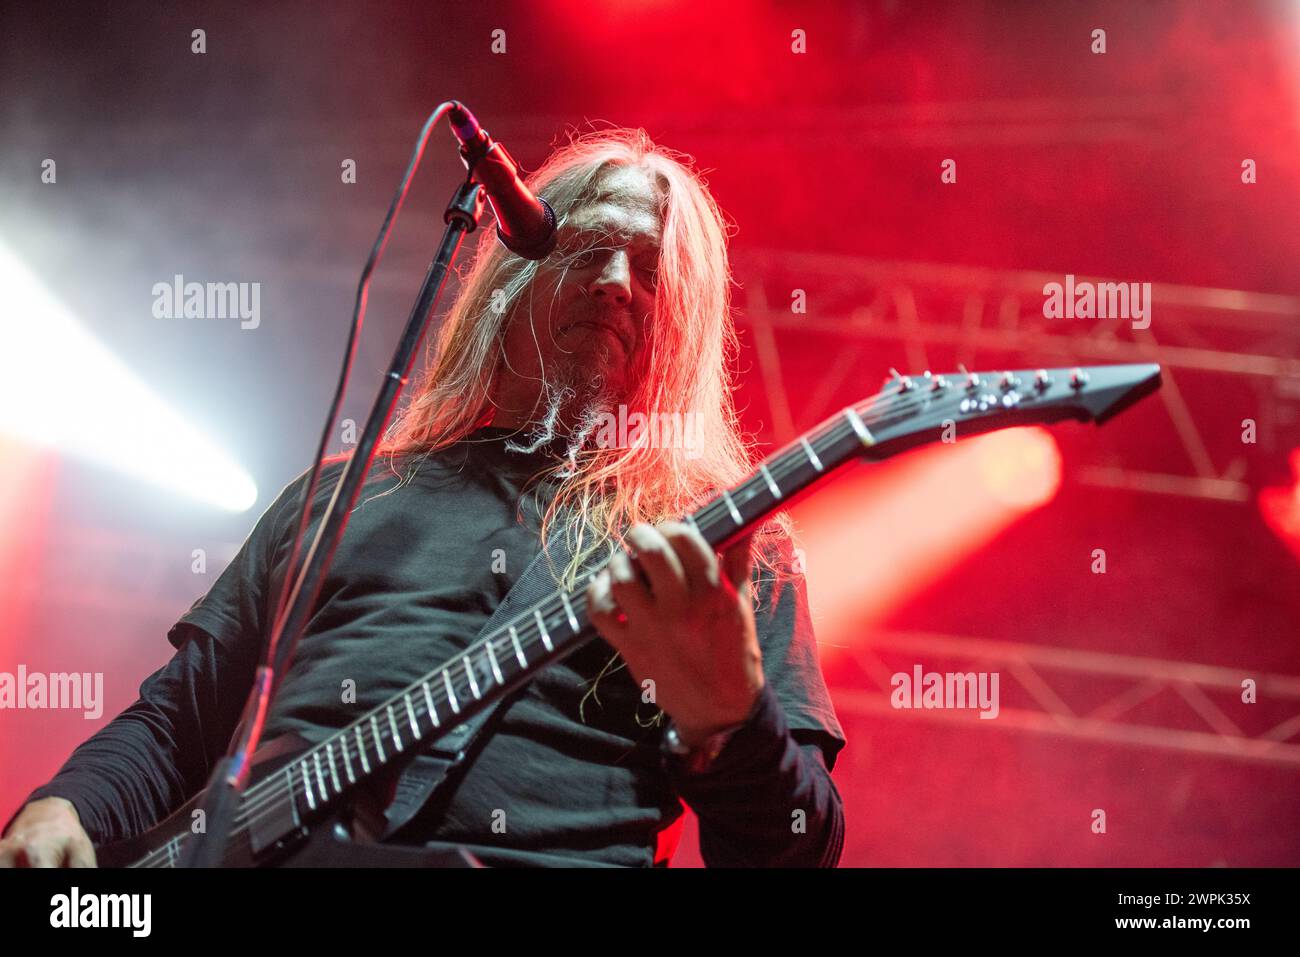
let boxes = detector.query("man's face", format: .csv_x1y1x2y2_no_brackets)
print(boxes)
490,165,663,431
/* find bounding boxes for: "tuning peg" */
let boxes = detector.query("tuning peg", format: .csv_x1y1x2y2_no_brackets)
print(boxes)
999,371,1020,391
1034,369,1052,391
957,363,980,391
889,368,914,392
1069,368,1089,390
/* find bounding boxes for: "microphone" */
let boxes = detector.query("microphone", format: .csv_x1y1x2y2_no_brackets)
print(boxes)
447,102,558,260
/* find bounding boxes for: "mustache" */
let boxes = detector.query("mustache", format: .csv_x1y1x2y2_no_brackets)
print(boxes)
561,308,637,354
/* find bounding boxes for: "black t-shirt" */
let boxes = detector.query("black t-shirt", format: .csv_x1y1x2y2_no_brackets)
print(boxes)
18,427,846,867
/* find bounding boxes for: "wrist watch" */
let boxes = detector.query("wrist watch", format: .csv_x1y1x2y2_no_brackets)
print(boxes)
661,717,749,775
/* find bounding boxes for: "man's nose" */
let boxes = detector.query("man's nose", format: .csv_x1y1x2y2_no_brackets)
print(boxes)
588,249,632,306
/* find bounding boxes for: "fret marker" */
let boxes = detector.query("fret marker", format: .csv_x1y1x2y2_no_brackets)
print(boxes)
443,669,461,714
464,655,482,699
843,407,876,449
423,681,440,728
759,464,782,499
534,608,554,652
387,703,404,752
509,624,527,668
355,726,371,774
312,752,328,799
485,639,505,685
299,763,316,811
340,736,356,785
559,592,581,633
799,436,825,472
405,694,420,738
325,743,341,793
720,488,743,526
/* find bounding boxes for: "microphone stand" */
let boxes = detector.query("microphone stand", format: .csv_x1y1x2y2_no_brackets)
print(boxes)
178,176,486,867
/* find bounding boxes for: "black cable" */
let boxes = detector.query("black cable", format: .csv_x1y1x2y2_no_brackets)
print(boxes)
270,101,458,634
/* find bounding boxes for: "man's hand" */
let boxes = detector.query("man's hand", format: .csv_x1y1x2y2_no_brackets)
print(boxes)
0,797,97,868
585,521,764,747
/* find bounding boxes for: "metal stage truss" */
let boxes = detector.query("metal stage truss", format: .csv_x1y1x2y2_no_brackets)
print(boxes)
732,250,1300,504
728,252,1300,765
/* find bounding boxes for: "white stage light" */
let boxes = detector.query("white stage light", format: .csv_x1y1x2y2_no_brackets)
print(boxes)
0,242,258,512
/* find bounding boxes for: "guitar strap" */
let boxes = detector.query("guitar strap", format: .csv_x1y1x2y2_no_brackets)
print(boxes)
379,533,587,842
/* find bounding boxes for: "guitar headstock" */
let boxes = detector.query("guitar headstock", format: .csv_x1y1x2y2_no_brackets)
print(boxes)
854,363,1162,454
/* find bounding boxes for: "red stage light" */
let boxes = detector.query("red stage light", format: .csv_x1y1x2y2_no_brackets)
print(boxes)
791,427,1063,657
1259,449,1300,562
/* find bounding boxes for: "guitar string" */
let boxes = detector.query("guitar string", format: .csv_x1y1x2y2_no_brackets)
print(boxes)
137,379,999,865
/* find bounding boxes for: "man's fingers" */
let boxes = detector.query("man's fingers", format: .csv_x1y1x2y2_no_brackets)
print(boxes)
607,545,658,620
19,841,60,868
586,571,629,633
659,522,719,593
67,837,97,868
623,524,688,607
721,532,757,592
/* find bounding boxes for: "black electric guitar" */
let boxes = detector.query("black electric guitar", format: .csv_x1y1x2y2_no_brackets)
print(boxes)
95,362,1162,867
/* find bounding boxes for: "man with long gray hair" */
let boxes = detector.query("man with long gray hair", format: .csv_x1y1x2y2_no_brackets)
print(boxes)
2,129,846,868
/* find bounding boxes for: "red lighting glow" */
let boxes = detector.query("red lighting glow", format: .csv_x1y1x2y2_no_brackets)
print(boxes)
1260,449,1300,562
790,427,1063,655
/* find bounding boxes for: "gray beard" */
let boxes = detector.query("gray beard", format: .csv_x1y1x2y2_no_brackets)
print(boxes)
502,368,617,476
